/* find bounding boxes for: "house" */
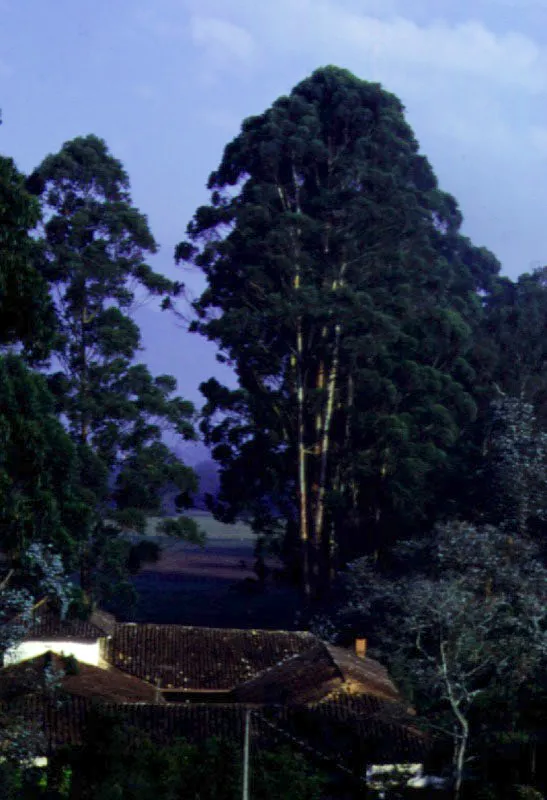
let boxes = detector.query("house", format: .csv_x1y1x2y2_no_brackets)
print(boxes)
3,600,115,668
0,602,431,787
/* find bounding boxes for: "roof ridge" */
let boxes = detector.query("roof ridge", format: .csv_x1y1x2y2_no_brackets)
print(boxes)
231,640,325,690
115,623,314,637
325,644,394,677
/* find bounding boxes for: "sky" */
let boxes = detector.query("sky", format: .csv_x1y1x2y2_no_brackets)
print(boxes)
1,0,546,460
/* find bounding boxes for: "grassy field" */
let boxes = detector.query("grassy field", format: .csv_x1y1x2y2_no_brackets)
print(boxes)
116,512,303,631
142,511,255,546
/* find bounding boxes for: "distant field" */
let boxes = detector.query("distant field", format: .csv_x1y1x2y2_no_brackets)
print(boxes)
116,511,302,630
133,511,267,581
142,511,255,544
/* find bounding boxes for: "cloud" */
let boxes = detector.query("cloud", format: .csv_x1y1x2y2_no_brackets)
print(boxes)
199,0,546,158
138,0,545,92
190,16,255,67
355,18,544,91
179,0,547,276
246,0,546,93
134,7,186,39
132,5,255,83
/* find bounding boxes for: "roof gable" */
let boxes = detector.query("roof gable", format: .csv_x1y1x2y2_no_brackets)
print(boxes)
22,600,115,642
231,642,405,706
325,645,401,702
231,643,343,704
0,652,158,704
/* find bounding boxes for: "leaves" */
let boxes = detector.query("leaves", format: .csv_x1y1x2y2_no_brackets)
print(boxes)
0,154,57,360
32,135,201,601
338,520,547,794
0,355,90,564
486,397,547,536
180,66,499,587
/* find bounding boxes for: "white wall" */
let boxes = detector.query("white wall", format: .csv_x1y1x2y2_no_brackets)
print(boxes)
4,639,101,667
366,763,423,791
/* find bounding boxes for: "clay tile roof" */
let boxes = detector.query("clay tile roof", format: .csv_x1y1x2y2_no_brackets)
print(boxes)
7,696,250,750
106,702,249,746
231,643,343,704
0,652,159,704
5,695,91,750
24,601,115,642
108,624,316,690
310,692,428,762
325,645,402,702
8,695,426,767
232,643,405,706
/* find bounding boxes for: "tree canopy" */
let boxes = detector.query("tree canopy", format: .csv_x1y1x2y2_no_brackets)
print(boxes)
0,153,57,360
0,355,90,565
0,144,89,571
29,134,201,601
178,66,500,597
337,521,547,798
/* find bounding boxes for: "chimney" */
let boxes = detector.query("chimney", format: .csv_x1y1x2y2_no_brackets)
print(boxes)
355,638,367,659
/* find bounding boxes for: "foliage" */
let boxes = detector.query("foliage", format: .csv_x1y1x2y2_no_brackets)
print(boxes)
178,65,500,596
0,152,56,361
252,746,326,800
338,521,547,798
0,137,88,775
3,64,547,800
0,543,73,656
485,396,547,537
1,543,72,769
0,354,91,566
483,268,547,423
512,787,544,800
0,761,50,800
64,710,326,799
31,134,202,600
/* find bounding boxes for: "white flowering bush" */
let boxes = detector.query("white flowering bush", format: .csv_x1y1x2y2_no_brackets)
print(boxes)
340,521,547,799
0,542,71,765
488,396,547,534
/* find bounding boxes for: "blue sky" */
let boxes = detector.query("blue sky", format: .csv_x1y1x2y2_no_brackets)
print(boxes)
1,0,546,453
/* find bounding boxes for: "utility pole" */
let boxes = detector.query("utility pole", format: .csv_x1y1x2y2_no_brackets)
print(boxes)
242,708,251,800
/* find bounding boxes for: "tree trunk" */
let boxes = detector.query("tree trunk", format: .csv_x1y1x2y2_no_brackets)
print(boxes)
80,306,90,446
279,170,312,599
454,721,469,800
440,641,469,800
296,318,310,598
309,357,326,594
313,322,341,594
293,263,309,597
309,262,346,596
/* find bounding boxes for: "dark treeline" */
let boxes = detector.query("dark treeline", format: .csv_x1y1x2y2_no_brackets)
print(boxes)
1,66,547,797
1,131,202,613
